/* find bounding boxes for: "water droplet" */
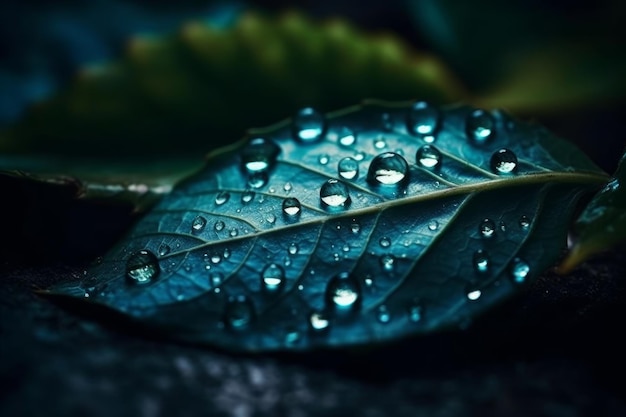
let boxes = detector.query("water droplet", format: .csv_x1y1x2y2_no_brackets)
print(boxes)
318,154,330,165
381,112,393,131
261,263,285,292
293,107,325,143
282,197,302,218
241,137,280,174
223,248,231,259
338,127,356,147
210,272,223,287
191,216,207,233
338,157,359,180
283,182,293,192
215,191,230,205
416,145,442,169
309,311,330,331
408,303,423,323
467,289,482,301
376,305,391,323
223,295,255,330
379,237,391,248
367,152,409,186
490,148,518,174
499,221,507,232
354,151,365,161
266,213,276,224
214,220,225,232
380,254,395,272
210,254,221,264
229,228,238,237
479,219,496,238
374,137,386,149
350,222,361,234
247,171,268,188
285,329,301,346
241,190,255,204
326,272,361,310
158,244,170,257
126,250,159,285
320,179,351,209
428,220,439,231
519,215,531,230
342,244,350,253
407,101,440,139
466,109,495,145
288,243,299,255
510,258,530,284
473,250,490,274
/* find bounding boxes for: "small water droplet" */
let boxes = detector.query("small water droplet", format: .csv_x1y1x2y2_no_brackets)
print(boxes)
285,329,301,346
479,219,496,238
266,213,276,224
499,221,507,232
282,197,302,218
126,250,159,285
241,137,280,174
247,171,268,189
338,157,359,180
374,137,387,149
466,109,495,145
519,215,531,230
407,101,440,140
261,263,285,292
215,191,230,205
283,182,293,192
318,154,330,165
191,216,207,233
354,151,365,161
158,244,170,257
223,248,231,259
223,295,254,330
350,222,361,234
241,190,255,204
210,254,221,264
367,152,409,186
428,220,439,231
379,237,391,248
288,243,299,255
490,148,518,174
376,305,391,323
214,220,225,232
342,244,350,253
510,258,530,284
408,303,423,323
473,250,490,274
380,254,395,272
293,107,325,143
309,311,330,331
467,289,482,301
416,145,442,169
381,112,393,131
338,127,356,147
229,228,238,237
320,179,351,209
326,272,361,310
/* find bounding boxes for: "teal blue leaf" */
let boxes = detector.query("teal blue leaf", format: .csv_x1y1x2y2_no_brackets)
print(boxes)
46,100,608,352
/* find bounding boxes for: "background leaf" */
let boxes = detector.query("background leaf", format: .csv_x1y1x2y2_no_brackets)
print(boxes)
47,100,607,351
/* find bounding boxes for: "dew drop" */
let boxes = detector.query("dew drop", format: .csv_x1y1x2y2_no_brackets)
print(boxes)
510,258,530,284
473,249,490,274
241,190,255,204
466,109,495,145
215,191,230,206
283,182,293,192
261,263,285,292
158,244,170,257
467,289,482,301
376,305,391,323
338,127,356,147
309,311,330,331
241,137,280,174
367,152,409,186
247,171,268,189
326,272,361,310
428,220,439,231
490,148,518,174
214,220,225,232
379,237,391,248
479,218,496,238
318,154,330,165
350,222,361,234
223,248,231,259
519,215,531,230
407,101,440,139
211,254,221,264
380,254,395,272
282,197,302,218
416,145,442,169
266,213,276,224
191,216,207,233
374,137,386,149
229,228,238,237
338,157,359,180
288,243,299,255
223,295,255,330
293,107,325,143
126,250,159,285
320,179,351,209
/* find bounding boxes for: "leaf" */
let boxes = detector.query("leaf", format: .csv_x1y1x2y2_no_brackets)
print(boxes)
45,100,607,352
560,151,626,273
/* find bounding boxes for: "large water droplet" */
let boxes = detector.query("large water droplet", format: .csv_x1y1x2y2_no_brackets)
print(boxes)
215,191,230,205
214,220,225,232
326,272,361,310
223,295,255,330
293,107,325,143
510,258,530,284
338,157,359,180
466,109,495,145
241,190,255,204
473,249,490,274
191,216,207,234
126,250,159,285
241,137,280,174
416,145,442,169
261,263,285,292
407,101,440,139
376,305,391,323
490,149,518,174
320,179,351,209
479,218,496,238
380,254,395,272
367,152,409,186
282,197,302,218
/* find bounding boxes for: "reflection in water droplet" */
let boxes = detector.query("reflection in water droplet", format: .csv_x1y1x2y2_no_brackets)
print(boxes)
215,191,230,205
288,243,299,255
479,219,496,238
158,244,170,257
320,179,351,209
407,101,440,140
224,295,254,330
318,154,330,165
241,137,280,174
338,128,356,147
309,311,330,331
282,197,302,218
293,107,325,143
247,171,268,189
326,272,360,310
466,109,495,145
473,250,490,273
416,145,442,169
367,152,409,186
214,220,225,232
338,157,359,180
380,254,395,272
241,190,255,204
467,289,482,301
126,250,159,285
428,220,439,231
519,215,531,230
408,303,423,323
376,305,391,323
261,263,285,292
510,258,530,284
379,237,391,248
490,149,518,174
192,216,207,233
